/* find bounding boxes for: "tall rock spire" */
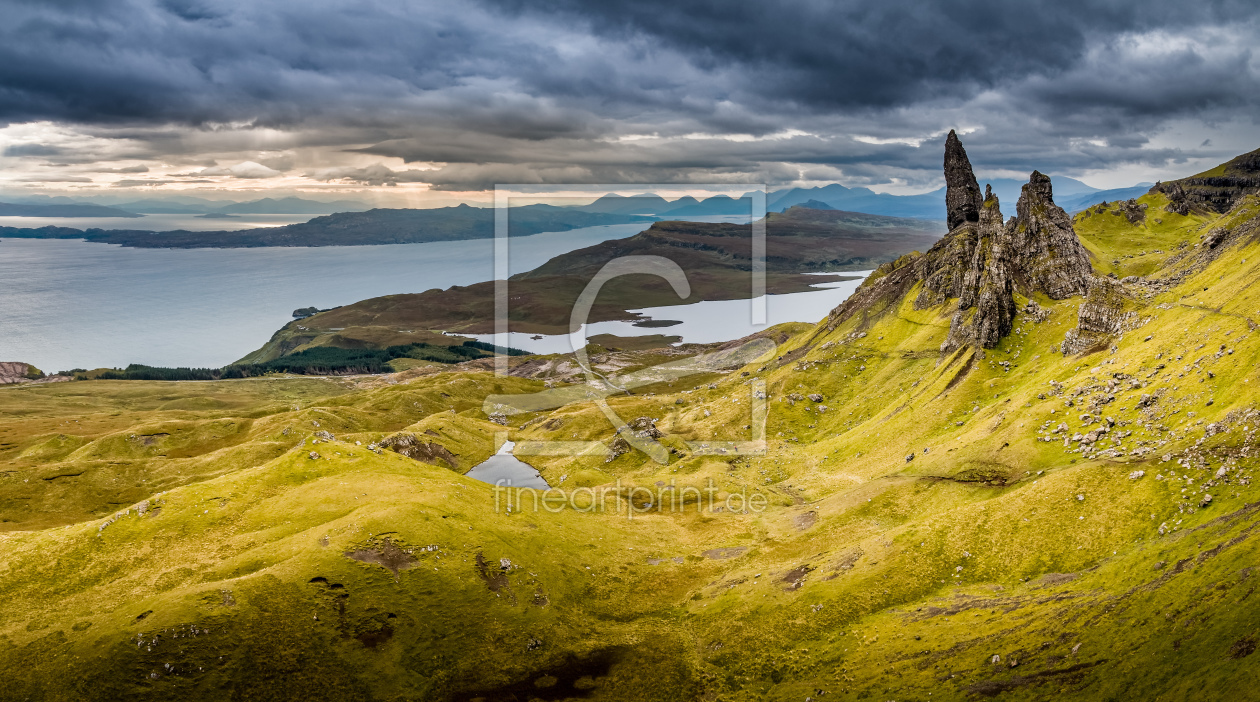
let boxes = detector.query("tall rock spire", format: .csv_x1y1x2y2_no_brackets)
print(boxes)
944,130,983,231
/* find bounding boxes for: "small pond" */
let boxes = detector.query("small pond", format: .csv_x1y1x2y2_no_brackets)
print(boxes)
464,440,551,489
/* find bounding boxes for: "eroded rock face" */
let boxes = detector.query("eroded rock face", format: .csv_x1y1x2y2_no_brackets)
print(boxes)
378,432,458,468
943,189,1016,351
627,416,662,439
914,223,977,309
827,252,921,330
0,362,42,385
1010,172,1093,300
1062,276,1133,355
944,130,984,231
1151,147,1260,214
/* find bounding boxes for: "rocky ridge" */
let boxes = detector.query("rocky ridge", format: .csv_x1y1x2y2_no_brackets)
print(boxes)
1152,147,1260,215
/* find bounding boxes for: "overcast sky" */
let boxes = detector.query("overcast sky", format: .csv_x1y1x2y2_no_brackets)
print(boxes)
1,0,1257,204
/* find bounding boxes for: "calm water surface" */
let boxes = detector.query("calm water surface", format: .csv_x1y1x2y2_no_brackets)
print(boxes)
464,441,550,489
472,272,872,355
0,223,654,371
0,215,869,372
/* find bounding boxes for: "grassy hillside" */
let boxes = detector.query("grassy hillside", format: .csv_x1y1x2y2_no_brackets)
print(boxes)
3,172,1260,698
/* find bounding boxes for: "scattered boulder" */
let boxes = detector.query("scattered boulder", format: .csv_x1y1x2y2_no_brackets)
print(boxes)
627,416,662,439
606,436,631,461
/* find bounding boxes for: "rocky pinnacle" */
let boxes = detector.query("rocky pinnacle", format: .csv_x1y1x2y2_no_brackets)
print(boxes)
1011,171,1093,299
944,130,984,231
831,132,1097,352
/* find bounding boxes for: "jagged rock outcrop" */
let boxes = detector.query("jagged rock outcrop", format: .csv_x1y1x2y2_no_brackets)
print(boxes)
829,132,1096,351
1110,199,1148,224
942,188,1016,351
944,130,984,230
378,432,458,468
1061,277,1133,355
1009,171,1093,299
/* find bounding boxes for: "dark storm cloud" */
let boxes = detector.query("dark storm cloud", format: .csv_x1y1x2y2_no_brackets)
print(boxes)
487,0,1259,113
3,143,64,157
0,0,1257,190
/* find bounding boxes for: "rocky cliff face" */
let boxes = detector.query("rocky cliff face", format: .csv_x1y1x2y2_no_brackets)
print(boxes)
831,133,1096,351
914,222,977,309
1152,147,1260,215
0,362,42,385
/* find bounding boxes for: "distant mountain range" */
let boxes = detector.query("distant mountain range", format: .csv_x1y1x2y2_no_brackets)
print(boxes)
765,177,1153,219
0,195,371,217
573,193,757,216
569,178,1152,221
0,178,1152,225
212,197,372,215
0,202,143,218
